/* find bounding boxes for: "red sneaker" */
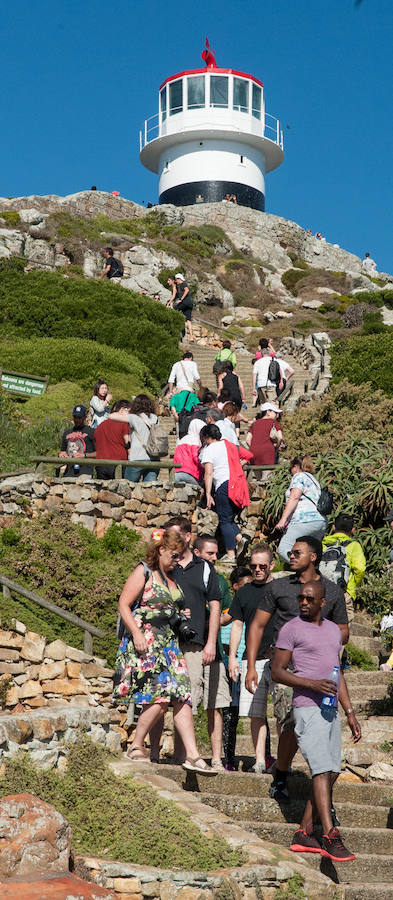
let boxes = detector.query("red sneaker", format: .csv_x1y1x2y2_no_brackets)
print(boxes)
321,828,355,861
290,828,324,855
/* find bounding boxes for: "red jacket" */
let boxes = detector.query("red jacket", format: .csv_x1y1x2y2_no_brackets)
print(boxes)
224,440,251,509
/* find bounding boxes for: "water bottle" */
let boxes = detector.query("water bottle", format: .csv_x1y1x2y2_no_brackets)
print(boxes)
321,665,340,708
73,463,80,476
242,403,248,410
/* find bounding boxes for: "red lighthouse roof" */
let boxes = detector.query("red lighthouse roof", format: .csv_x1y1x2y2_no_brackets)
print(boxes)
159,68,264,92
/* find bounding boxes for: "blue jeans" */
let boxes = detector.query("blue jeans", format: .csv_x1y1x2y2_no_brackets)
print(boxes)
214,480,240,552
277,518,328,563
174,472,200,485
125,466,158,483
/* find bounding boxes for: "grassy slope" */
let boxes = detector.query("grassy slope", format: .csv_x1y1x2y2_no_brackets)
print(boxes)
0,738,244,869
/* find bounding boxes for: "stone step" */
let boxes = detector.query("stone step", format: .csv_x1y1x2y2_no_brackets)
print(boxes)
199,793,392,829
351,623,377,638
344,883,393,900
156,765,392,807
304,851,393,885
344,671,391,684
241,821,393,854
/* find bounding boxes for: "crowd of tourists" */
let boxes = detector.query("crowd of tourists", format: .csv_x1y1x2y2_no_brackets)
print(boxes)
56,334,391,865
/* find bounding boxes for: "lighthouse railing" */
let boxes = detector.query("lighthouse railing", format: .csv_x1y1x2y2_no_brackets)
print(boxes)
140,110,284,151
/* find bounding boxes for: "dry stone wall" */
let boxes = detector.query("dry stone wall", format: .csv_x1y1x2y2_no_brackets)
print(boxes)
0,474,266,543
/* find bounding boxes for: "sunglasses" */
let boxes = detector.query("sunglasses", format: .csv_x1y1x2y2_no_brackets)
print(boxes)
250,563,269,570
288,549,303,558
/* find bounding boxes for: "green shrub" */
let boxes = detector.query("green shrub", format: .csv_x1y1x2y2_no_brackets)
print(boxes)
362,311,387,334
0,514,143,663
281,268,309,293
345,642,377,670
0,211,21,227
0,337,154,391
0,387,66,470
352,288,393,308
0,738,244,869
331,333,393,396
0,261,183,384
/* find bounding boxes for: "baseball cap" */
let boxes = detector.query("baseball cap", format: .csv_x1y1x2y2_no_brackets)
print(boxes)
384,508,393,522
73,404,88,418
175,273,185,280
260,402,282,414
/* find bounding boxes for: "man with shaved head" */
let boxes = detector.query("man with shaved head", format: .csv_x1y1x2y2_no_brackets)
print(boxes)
271,580,361,862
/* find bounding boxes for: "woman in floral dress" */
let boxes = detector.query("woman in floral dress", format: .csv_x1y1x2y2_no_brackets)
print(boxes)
113,529,215,775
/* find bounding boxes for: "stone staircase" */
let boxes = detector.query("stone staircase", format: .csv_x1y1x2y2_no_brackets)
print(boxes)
160,336,321,458
149,618,393,900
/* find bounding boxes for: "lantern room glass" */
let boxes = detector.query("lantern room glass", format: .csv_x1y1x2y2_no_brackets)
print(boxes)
252,84,262,119
210,76,228,108
169,80,183,116
160,87,167,122
233,78,249,113
187,76,205,110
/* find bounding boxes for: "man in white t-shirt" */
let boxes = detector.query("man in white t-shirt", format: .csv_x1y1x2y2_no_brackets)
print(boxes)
168,351,201,396
362,253,377,276
252,353,293,404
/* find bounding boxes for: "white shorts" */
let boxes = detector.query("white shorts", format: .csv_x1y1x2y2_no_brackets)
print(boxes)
239,658,271,718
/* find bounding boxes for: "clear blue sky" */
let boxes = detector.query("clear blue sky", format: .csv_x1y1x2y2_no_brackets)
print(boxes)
2,0,392,272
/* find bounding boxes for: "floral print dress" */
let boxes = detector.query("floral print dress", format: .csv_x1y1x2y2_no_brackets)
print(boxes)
112,573,191,707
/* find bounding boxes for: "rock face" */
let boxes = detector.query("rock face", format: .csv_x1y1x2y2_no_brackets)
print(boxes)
0,874,116,899
0,793,71,879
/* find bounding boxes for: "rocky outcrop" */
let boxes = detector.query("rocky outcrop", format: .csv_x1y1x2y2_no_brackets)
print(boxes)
0,793,71,879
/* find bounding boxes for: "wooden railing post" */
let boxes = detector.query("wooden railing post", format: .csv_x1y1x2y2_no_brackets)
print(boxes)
2,583,11,600
84,630,93,655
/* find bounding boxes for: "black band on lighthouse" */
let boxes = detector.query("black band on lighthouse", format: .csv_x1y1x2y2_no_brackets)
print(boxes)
159,181,265,211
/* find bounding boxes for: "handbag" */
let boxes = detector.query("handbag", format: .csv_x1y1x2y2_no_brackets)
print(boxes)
269,424,280,445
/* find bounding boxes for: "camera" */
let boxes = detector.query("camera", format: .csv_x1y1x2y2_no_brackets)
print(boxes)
168,610,196,643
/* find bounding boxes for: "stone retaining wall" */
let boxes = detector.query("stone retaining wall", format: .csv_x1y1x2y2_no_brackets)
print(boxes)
0,474,266,542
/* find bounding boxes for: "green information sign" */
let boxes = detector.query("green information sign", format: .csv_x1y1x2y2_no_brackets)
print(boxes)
0,369,49,397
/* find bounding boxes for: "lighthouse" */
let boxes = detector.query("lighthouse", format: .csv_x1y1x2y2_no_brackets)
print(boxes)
139,39,284,211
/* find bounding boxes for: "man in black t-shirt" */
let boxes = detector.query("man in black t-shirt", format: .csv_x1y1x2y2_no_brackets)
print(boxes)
100,247,123,279
246,535,349,803
59,405,96,477
227,543,275,773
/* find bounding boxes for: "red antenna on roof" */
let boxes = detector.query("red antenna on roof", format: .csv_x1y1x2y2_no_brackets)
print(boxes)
201,37,217,68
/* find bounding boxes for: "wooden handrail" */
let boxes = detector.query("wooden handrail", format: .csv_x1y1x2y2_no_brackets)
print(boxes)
31,457,181,481
0,573,105,654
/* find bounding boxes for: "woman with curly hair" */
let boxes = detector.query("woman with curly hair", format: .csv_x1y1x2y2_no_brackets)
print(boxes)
113,529,216,775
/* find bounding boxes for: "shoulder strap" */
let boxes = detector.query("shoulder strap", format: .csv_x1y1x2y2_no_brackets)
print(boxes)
202,560,211,589
300,472,319,507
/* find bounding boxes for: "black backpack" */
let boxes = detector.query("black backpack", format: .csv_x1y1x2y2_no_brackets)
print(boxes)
268,358,281,385
177,394,201,439
306,474,334,517
320,540,351,589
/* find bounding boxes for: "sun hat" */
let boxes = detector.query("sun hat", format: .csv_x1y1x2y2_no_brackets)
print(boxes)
175,273,185,280
260,402,282,414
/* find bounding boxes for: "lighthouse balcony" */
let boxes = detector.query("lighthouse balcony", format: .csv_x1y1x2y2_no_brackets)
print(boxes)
140,107,283,152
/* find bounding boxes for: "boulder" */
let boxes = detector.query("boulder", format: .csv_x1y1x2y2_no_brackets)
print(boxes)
367,761,393,781
18,208,45,226
0,229,25,256
24,236,55,266
0,793,71,879
301,299,324,310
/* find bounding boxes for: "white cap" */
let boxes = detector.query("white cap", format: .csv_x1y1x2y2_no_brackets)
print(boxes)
175,273,185,280
260,402,282,414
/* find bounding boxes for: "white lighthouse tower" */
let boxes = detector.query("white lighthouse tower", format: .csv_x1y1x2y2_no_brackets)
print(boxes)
139,39,284,211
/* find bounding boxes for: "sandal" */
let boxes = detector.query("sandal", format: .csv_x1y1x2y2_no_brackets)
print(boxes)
126,746,150,761
182,757,218,776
